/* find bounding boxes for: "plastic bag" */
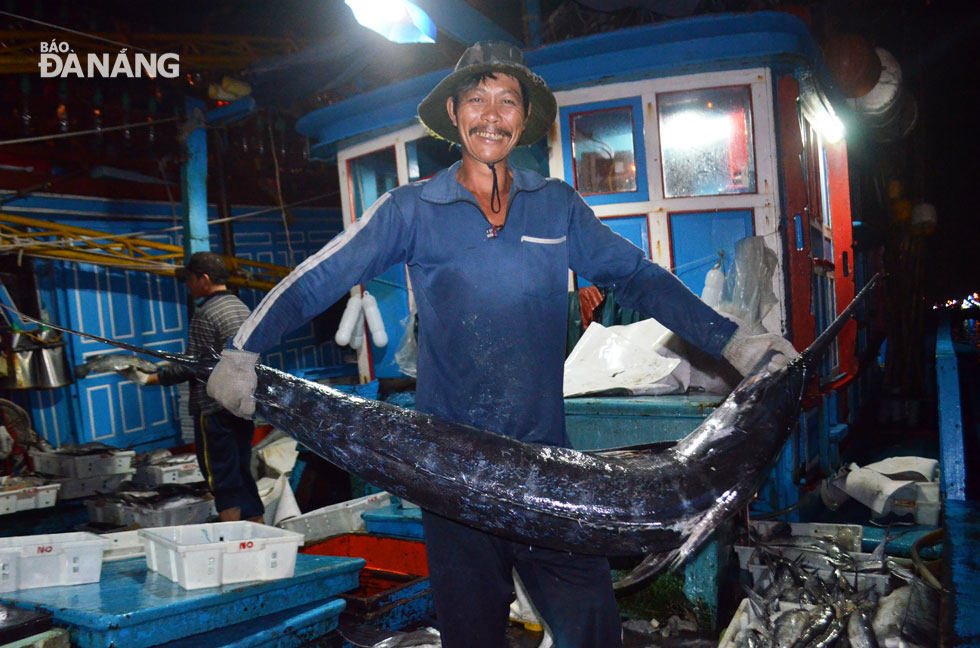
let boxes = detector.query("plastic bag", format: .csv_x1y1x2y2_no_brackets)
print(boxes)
394,313,418,378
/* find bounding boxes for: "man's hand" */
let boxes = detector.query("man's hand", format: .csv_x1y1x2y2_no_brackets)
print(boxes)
721,326,798,376
207,349,259,419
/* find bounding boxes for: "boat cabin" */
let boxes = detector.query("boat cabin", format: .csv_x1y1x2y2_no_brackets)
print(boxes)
296,11,878,517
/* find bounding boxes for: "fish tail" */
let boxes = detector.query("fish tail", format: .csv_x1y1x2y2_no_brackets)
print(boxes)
800,273,881,370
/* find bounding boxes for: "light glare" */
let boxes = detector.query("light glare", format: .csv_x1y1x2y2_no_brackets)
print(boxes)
345,0,437,44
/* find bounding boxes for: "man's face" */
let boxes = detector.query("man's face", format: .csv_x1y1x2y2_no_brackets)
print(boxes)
447,73,529,165
186,272,209,299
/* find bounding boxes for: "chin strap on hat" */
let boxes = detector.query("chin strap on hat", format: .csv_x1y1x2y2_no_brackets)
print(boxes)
488,162,501,214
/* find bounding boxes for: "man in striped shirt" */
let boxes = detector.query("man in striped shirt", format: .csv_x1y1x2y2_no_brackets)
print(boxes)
132,251,264,523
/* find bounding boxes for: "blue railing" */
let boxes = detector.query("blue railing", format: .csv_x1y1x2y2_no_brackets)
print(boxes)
935,315,979,646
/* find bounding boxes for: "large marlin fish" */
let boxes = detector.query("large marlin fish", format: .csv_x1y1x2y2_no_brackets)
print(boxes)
4,275,878,575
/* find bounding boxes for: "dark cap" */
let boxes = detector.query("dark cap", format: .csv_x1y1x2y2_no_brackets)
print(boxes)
175,251,230,284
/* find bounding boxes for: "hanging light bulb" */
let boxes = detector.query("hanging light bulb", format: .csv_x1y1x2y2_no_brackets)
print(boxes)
57,81,69,133
147,96,158,147
92,88,104,132
20,76,32,135
121,91,132,145
276,117,287,160
255,115,266,156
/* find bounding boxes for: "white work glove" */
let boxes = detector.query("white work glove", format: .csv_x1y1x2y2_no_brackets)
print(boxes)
721,326,798,376
206,349,259,419
116,367,153,385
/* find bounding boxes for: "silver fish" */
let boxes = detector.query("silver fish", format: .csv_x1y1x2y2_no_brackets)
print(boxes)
1,277,880,578
847,607,879,648
75,352,159,378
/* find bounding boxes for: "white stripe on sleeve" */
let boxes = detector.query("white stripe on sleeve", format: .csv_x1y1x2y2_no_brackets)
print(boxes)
233,192,391,349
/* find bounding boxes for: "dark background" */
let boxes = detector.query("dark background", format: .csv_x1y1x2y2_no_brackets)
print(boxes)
0,0,977,301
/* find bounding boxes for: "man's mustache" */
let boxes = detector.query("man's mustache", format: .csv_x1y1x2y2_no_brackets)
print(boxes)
469,127,513,138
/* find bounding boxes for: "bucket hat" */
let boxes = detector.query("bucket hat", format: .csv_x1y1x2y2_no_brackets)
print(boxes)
418,41,556,148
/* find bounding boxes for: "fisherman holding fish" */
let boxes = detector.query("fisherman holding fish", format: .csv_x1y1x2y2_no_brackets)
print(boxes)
125,251,264,524
207,42,795,648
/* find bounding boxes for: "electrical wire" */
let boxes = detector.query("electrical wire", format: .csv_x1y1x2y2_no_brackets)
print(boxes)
0,117,178,147
0,9,160,55
267,120,296,267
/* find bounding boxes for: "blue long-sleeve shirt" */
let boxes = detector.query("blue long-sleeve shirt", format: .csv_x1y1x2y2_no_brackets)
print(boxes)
233,162,736,446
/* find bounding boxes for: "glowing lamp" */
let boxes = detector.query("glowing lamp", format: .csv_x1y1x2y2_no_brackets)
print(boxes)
344,0,437,44
799,72,845,144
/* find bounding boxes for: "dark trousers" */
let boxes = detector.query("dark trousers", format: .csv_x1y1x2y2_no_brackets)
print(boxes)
422,510,623,648
194,409,264,519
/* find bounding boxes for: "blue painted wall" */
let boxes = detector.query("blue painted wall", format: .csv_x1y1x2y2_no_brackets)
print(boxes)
6,195,346,452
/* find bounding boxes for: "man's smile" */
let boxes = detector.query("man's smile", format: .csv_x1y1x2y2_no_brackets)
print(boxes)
470,127,512,141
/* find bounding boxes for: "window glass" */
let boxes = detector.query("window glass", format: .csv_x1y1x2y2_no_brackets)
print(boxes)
658,86,756,198
570,106,638,195
407,137,460,182
812,270,838,378
348,146,397,219
669,209,753,295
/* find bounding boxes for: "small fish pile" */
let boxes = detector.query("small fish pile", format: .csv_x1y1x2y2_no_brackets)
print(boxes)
725,527,940,648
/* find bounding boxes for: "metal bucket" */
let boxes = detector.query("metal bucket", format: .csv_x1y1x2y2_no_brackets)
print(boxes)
0,329,72,389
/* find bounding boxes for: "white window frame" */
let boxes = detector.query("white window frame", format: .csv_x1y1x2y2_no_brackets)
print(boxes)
336,123,427,379
548,68,786,334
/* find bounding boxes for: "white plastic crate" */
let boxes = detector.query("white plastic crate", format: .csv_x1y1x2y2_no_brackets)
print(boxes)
277,491,392,543
748,521,863,551
31,449,135,478
100,531,145,562
85,498,134,526
135,459,204,486
130,496,215,528
51,470,135,500
743,546,893,595
0,532,105,592
0,482,60,515
139,521,303,590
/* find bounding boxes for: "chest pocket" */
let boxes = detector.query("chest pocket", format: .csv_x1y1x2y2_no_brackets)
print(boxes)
520,235,568,298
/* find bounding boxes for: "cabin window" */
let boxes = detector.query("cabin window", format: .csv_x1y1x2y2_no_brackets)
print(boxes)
811,268,839,378
668,209,754,296
347,146,398,220
817,146,835,257
407,136,460,182
657,86,756,199
560,96,648,205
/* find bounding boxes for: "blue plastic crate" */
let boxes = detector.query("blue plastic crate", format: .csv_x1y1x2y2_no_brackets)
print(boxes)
0,554,363,648
157,598,346,648
362,505,424,540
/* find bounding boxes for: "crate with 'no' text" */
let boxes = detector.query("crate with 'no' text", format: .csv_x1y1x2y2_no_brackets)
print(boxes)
139,521,304,590
0,532,105,593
